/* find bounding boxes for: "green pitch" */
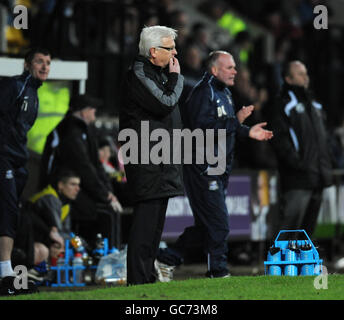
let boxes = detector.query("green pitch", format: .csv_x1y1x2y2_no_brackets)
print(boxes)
1,274,343,300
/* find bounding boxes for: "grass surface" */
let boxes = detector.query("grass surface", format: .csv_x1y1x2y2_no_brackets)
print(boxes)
1,274,343,300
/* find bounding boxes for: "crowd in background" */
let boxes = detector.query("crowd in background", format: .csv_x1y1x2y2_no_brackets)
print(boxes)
1,0,344,171
1,1,344,289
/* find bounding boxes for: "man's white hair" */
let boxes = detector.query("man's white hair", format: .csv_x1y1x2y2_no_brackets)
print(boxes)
139,25,178,58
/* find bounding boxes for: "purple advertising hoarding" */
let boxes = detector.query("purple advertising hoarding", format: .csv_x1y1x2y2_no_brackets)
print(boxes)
162,175,251,241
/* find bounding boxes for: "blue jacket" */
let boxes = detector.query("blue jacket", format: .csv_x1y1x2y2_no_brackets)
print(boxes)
181,72,250,177
0,71,42,168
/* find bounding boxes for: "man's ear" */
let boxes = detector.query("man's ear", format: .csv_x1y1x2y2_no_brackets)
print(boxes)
57,181,63,193
285,76,292,85
24,61,30,71
211,65,218,76
149,47,157,59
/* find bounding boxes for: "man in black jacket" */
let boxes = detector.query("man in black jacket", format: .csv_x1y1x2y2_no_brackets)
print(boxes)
269,61,333,236
40,94,122,249
119,25,184,285
0,47,51,295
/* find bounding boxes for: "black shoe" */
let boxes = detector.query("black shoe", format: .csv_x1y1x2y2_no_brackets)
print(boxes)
0,276,39,296
205,270,231,278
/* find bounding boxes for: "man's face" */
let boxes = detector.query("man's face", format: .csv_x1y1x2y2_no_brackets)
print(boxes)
99,145,111,162
58,177,80,200
80,107,97,124
211,54,237,86
150,36,177,68
25,53,51,81
286,62,309,89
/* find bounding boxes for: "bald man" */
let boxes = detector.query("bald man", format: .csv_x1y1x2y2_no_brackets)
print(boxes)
269,60,333,236
156,51,273,280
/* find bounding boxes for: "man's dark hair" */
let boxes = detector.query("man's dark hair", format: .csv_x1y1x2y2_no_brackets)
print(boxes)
24,47,51,65
52,169,79,188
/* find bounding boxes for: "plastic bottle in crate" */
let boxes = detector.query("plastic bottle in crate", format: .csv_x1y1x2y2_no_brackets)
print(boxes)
284,241,298,276
72,252,84,284
57,253,66,283
300,242,314,276
267,245,282,275
93,233,105,263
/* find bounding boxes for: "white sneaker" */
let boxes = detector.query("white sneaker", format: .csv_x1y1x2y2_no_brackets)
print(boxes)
154,260,175,282
27,268,44,282
334,257,344,271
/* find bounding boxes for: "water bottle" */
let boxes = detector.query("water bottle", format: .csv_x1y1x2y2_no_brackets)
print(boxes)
72,252,84,284
267,245,282,276
93,233,105,262
284,241,298,276
300,242,314,276
57,253,66,284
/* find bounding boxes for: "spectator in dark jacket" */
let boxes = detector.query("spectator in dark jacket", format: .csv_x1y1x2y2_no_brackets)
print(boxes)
40,94,122,249
119,25,184,285
0,47,51,295
268,61,333,236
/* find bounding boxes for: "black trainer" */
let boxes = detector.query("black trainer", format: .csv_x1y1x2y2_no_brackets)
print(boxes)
205,270,231,278
0,276,39,296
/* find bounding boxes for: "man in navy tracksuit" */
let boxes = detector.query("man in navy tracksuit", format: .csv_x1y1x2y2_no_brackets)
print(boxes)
0,48,51,295
156,51,273,280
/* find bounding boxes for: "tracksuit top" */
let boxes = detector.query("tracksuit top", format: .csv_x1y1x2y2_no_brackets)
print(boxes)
0,71,42,168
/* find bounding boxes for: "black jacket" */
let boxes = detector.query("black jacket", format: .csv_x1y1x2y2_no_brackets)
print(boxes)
0,71,42,168
119,56,184,202
181,72,250,178
269,83,333,191
40,115,113,205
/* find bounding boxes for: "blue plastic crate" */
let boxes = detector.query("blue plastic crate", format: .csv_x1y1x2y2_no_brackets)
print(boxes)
264,229,323,276
50,237,118,287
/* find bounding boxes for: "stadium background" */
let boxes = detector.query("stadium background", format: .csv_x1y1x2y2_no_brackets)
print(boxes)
1,0,344,269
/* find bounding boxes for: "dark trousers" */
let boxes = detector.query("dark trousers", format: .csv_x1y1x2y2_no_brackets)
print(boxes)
280,188,323,237
127,198,168,285
71,190,120,248
159,166,230,275
0,159,28,239
12,209,35,268
72,205,120,249
301,188,324,236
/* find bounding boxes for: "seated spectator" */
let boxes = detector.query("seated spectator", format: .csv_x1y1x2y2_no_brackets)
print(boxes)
12,170,80,282
98,137,133,208
28,170,81,264
40,94,122,249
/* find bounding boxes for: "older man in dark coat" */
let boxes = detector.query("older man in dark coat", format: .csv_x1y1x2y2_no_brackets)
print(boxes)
119,25,184,285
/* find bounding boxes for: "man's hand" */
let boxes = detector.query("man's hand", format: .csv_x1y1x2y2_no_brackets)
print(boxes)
249,122,273,141
169,57,180,74
236,105,254,123
108,192,123,213
49,227,64,249
110,200,123,213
